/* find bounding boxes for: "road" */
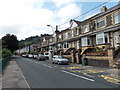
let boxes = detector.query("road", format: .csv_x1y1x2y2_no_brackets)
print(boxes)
15,57,119,88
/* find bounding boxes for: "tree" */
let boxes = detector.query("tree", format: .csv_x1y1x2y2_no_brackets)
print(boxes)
2,34,19,53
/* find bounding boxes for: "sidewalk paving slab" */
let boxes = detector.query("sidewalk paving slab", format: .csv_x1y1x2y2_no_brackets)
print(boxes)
2,59,29,88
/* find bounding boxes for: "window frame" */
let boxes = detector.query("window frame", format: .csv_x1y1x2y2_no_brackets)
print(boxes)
63,42,69,49
113,11,120,24
81,37,91,46
97,17,105,28
96,33,109,45
82,24,89,33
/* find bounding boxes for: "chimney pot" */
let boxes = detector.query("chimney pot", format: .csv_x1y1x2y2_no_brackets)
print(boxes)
101,6,107,12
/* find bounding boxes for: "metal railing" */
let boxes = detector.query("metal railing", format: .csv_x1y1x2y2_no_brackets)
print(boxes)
0,57,10,74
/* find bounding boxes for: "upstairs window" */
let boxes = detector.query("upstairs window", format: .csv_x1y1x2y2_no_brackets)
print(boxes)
65,32,68,39
82,25,89,33
71,30,74,37
97,17,105,28
58,35,62,41
81,37,90,46
76,27,80,35
114,11,120,24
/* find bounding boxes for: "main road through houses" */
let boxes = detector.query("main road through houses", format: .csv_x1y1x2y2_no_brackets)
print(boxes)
15,57,119,88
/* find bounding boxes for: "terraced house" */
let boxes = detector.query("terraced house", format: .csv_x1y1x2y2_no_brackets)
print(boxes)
39,4,120,68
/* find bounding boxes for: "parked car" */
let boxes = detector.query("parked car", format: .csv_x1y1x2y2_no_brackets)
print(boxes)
52,55,69,65
36,54,46,61
43,52,49,60
33,54,38,59
22,54,26,57
28,54,34,58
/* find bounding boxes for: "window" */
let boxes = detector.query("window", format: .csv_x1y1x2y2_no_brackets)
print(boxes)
81,37,90,46
96,33,109,44
71,30,74,37
64,33,68,39
76,28,79,35
91,21,96,31
58,35,62,41
97,18,105,28
58,44,62,50
59,35,61,39
83,25,88,33
76,41,79,49
63,42,69,49
50,38,52,42
114,11,120,24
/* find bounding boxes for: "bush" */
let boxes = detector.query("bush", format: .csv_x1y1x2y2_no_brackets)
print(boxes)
0,48,12,59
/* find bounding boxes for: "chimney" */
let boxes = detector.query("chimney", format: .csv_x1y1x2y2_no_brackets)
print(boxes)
101,6,107,12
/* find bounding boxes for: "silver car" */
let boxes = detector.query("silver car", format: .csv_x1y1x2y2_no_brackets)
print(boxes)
52,55,69,65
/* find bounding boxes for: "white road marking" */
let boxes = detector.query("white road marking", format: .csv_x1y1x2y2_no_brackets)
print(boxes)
42,64,53,68
61,70,94,82
17,62,31,89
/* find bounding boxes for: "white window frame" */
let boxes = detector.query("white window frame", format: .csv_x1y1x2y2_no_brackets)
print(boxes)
96,33,109,44
64,32,68,39
76,40,79,49
114,11,120,24
63,42,69,49
49,46,52,50
97,17,105,28
71,30,74,37
50,38,52,42
83,25,89,33
59,35,61,39
58,43,62,50
76,27,79,35
81,37,90,46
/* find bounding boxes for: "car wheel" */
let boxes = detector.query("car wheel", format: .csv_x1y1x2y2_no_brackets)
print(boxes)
58,61,61,65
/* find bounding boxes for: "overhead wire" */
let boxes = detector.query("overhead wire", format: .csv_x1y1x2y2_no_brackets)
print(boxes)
57,0,111,27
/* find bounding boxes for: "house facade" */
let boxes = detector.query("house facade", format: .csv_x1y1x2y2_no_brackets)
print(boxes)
39,4,120,68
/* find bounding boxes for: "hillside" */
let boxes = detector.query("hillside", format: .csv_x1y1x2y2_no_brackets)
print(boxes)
19,34,51,49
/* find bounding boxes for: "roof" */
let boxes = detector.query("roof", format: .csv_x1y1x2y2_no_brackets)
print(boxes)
81,4,120,24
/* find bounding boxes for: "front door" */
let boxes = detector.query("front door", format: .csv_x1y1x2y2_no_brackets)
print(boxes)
114,31,119,48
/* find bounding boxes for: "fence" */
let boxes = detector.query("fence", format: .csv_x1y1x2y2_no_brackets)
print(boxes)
0,57,10,74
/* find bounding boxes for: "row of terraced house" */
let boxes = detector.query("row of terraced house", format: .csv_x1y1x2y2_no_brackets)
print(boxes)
17,4,120,68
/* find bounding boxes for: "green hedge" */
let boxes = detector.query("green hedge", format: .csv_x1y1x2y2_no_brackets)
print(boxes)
0,48,12,59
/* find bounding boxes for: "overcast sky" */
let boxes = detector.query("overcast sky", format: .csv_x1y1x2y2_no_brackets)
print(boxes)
0,0,119,40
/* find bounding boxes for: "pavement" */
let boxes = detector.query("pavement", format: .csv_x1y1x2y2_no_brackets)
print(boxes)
1,58,29,89
1,56,120,88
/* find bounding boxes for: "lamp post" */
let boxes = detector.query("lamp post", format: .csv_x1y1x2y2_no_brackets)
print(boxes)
47,24,60,55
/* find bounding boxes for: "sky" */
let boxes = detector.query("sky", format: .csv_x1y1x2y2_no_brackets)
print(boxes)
0,0,119,40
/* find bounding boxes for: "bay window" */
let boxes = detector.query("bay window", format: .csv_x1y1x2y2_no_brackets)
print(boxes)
49,46,52,50
63,42,69,49
97,17,105,28
96,33,109,44
81,37,91,46
114,11,120,24
58,43,62,50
